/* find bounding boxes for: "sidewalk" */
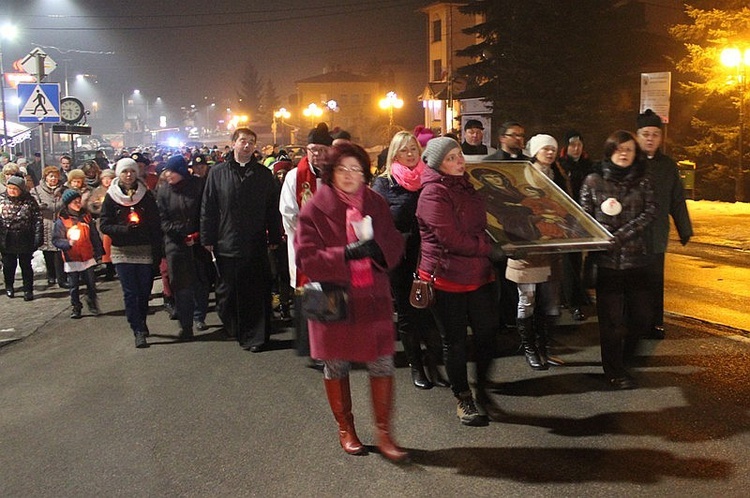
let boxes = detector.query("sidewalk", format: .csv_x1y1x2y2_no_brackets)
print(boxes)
0,257,164,348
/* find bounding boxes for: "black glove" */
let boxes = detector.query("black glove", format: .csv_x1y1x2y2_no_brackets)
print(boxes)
506,247,528,260
489,243,506,263
344,239,386,267
127,223,142,233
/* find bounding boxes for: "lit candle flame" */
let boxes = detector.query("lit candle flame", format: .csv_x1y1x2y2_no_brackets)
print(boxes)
68,225,81,241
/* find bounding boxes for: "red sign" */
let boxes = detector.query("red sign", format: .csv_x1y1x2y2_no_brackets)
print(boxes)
5,72,36,88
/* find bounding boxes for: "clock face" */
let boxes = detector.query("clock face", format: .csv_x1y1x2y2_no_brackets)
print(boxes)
60,97,84,124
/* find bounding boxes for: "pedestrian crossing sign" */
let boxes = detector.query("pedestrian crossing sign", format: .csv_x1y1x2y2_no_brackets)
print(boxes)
17,83,61,123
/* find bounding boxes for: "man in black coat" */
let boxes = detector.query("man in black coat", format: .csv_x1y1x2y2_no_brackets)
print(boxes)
636,109,693,339
200,128,282,352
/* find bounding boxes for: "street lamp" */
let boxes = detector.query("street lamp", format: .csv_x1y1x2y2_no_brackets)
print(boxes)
273,107,291,144
1,22,19,153
302,103,323,128
721,46,750,202
325,99,339,128
378,91,404,141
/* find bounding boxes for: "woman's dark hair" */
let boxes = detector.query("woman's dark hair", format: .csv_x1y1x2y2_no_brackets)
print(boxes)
321,142,373,186
603,130,641,160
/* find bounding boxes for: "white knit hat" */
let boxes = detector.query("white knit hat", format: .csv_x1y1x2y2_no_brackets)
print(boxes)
527,134,558,159
115,158,138,176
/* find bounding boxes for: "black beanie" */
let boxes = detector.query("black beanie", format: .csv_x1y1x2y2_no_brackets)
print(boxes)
307,123,333,146
637,109,663,129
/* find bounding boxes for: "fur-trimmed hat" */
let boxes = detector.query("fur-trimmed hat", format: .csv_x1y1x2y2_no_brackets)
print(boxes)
421,136,460,171
66,169,86,182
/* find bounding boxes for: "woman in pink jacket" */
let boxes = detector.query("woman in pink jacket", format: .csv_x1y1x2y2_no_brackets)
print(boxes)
294,142,407,462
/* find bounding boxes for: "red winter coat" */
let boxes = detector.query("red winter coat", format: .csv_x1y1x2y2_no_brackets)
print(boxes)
416,167,494,289
294,184,404,362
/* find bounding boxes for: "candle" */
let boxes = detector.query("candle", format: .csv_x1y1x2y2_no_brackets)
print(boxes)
128,209,140,224
68,225,81,241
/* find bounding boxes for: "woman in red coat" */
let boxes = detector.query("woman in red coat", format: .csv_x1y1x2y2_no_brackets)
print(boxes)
295,143,407,462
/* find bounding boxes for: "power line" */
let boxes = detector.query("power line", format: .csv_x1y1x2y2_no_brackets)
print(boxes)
20,0,415,30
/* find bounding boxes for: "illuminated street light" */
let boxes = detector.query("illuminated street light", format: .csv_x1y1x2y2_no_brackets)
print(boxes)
273,107,291,144
325,99,339,128
721,46,750,202
1,22,19,152
379,91,404,141
302,103,323,128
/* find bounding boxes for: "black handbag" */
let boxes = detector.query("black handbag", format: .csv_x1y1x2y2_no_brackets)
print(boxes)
301,282,349,322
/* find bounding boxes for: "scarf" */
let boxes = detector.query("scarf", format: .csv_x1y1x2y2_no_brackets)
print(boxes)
334,185,373,288
391,159,425,192
107,178,147,207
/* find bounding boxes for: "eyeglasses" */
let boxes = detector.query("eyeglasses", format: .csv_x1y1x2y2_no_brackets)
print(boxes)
307,145,328,154
334,165,364,175
503,133,525,139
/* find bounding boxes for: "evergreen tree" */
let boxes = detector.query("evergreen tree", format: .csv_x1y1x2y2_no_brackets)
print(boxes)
237,61,263,119
456,1,670,149
669,2,750,201
259,79,281,124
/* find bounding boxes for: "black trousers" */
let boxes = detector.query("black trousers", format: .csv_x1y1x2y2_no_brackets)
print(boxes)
431,282,499,397
390,257,442,366
43,250,66,285
215,254,272,349
562,251,589,308
595,265,655,379
2,252,34,292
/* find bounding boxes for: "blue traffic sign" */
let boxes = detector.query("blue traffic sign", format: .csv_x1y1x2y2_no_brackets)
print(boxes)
17,83,61,123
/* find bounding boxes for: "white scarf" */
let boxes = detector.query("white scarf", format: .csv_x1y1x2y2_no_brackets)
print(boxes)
107,178,147,207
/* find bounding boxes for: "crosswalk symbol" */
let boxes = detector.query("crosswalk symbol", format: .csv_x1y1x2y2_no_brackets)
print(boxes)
17,83,61,123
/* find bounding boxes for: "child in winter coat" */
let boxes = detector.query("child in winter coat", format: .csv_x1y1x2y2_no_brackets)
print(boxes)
52,189,104,318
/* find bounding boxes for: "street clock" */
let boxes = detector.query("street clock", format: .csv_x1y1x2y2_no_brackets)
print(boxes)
60,97,85,124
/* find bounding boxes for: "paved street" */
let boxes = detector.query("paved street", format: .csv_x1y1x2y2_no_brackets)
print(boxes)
1,269,749,497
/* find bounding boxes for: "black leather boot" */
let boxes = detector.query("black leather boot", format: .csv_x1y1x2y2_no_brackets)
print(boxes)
536,315,564,366
518,317,546,370
401,332,432,389
424,328,450,387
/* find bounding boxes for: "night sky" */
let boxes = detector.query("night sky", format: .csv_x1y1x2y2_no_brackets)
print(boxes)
4,0,428,134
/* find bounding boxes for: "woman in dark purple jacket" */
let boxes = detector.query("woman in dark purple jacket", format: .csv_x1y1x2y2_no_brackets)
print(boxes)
295,143,407,462
416,137,505,426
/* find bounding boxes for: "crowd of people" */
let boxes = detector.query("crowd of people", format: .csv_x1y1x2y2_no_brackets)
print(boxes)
0,109,692,462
